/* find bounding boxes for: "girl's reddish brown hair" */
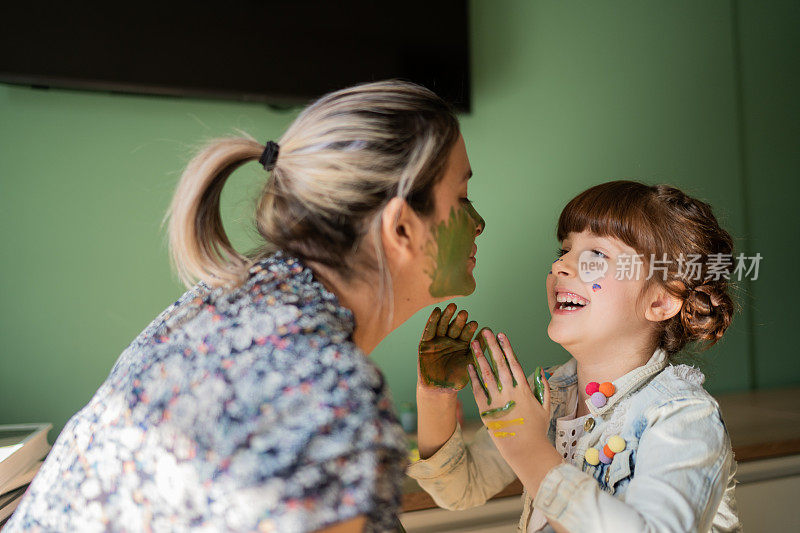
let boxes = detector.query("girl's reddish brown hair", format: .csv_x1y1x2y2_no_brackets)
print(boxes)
557,180,735,355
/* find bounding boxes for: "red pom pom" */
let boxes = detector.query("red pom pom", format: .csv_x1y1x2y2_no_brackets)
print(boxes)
586,381,600,395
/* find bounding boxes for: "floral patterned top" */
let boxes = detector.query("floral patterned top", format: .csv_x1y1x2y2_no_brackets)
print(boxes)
5,251,408,533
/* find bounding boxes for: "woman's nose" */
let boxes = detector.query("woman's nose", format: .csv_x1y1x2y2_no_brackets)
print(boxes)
474,217,485,236
465,203,485,236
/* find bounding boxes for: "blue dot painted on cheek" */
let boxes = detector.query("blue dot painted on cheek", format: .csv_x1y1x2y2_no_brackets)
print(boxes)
592,283,602,292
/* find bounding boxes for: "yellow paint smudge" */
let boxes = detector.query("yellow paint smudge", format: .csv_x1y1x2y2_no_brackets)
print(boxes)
493,431,516,438
487,418,525,430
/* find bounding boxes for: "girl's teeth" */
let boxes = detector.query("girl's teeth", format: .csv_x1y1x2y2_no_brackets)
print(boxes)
556,293,588,306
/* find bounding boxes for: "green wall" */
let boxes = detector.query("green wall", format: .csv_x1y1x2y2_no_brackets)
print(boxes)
1,1,797,435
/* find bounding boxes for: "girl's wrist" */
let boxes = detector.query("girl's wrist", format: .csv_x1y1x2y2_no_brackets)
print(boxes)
515,442,563,497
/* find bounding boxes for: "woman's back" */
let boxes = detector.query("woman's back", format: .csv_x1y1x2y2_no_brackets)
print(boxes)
5,251,407,532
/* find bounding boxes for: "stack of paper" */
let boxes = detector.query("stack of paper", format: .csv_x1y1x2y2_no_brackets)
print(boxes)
0,424,51,527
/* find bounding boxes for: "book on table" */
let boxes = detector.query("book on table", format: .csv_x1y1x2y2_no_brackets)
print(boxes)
0,423,51,525
0,460,43,497
0,484,29,523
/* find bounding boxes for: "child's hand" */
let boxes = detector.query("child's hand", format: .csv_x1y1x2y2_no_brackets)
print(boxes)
468,329,552,470
418,303,479,391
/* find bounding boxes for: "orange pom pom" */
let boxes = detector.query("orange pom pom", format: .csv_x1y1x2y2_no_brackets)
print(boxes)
603,444,615,459
599,382,616,397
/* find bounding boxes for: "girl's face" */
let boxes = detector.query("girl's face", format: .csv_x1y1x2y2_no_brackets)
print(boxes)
423,134,485,299
545,230,652,353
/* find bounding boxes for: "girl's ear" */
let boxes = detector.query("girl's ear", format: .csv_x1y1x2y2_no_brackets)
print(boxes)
644,285,683,323
380,197,429,264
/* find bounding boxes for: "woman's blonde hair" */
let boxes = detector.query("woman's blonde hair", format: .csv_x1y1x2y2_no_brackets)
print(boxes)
163,80,460,301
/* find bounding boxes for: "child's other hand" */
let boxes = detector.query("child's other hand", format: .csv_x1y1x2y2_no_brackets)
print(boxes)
468,329,552,468
418,303,479,391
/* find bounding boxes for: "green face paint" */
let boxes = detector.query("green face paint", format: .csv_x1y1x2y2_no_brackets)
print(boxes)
425,201,484,298
480,400,516,419
463,201,485,231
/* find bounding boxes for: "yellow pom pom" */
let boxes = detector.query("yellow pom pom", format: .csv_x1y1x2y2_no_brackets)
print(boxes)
584,447,600,465
608,435,626,454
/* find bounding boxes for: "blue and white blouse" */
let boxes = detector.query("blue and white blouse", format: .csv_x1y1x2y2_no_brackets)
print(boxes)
5,251,408,532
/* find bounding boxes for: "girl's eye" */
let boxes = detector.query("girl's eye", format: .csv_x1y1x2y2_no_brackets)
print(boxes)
556,248,568,258
592,249,608,258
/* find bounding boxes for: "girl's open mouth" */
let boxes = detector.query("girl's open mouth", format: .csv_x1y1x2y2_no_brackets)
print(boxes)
555,292,590,312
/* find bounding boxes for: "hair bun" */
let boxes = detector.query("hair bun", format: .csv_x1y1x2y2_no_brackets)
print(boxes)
680,282,734,346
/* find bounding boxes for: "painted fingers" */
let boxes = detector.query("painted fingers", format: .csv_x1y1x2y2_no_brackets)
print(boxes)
436,304,457,337
418,304,479,391
470,329,527,398
423,304,477,342
420,307,441,342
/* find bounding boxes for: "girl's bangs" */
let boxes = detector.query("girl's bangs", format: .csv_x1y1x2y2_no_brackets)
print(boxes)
556,181,658,256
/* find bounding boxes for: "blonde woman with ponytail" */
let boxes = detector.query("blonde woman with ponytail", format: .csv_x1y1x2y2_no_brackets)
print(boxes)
5,80,485,533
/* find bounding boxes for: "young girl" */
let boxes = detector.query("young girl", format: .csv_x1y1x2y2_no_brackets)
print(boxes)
410,180,741,532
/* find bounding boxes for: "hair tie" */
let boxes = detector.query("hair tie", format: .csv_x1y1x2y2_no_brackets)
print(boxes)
259,141,280,171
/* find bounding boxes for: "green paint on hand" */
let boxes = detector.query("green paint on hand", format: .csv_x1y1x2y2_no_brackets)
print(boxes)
470,343,492,404
419,335,472,390
533,366,545,405
480,400,516,419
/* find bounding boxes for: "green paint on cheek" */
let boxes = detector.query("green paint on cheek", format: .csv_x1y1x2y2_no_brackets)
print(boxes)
480,400,516,419
463,201,485,230
425,203,483,298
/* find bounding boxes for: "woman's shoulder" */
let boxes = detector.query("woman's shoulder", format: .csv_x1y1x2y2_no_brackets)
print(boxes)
114,250,400,446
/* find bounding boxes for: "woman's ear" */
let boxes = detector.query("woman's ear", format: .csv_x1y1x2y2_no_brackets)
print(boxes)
380,197,428,264
644,285,683,322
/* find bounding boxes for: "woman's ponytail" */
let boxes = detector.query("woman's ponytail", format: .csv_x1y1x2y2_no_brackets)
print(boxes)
163,136,263,289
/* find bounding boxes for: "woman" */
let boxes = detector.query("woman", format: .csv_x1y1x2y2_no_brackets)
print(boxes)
5,80,485,533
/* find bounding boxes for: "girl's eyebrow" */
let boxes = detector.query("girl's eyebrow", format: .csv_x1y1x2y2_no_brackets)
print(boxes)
591,236,629,254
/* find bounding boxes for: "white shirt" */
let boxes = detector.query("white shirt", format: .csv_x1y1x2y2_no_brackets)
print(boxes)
528,391,588,532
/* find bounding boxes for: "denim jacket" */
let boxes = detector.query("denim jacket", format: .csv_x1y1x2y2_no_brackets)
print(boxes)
407,348,742,532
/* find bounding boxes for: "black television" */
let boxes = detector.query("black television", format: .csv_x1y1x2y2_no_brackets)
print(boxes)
0,1,471,111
